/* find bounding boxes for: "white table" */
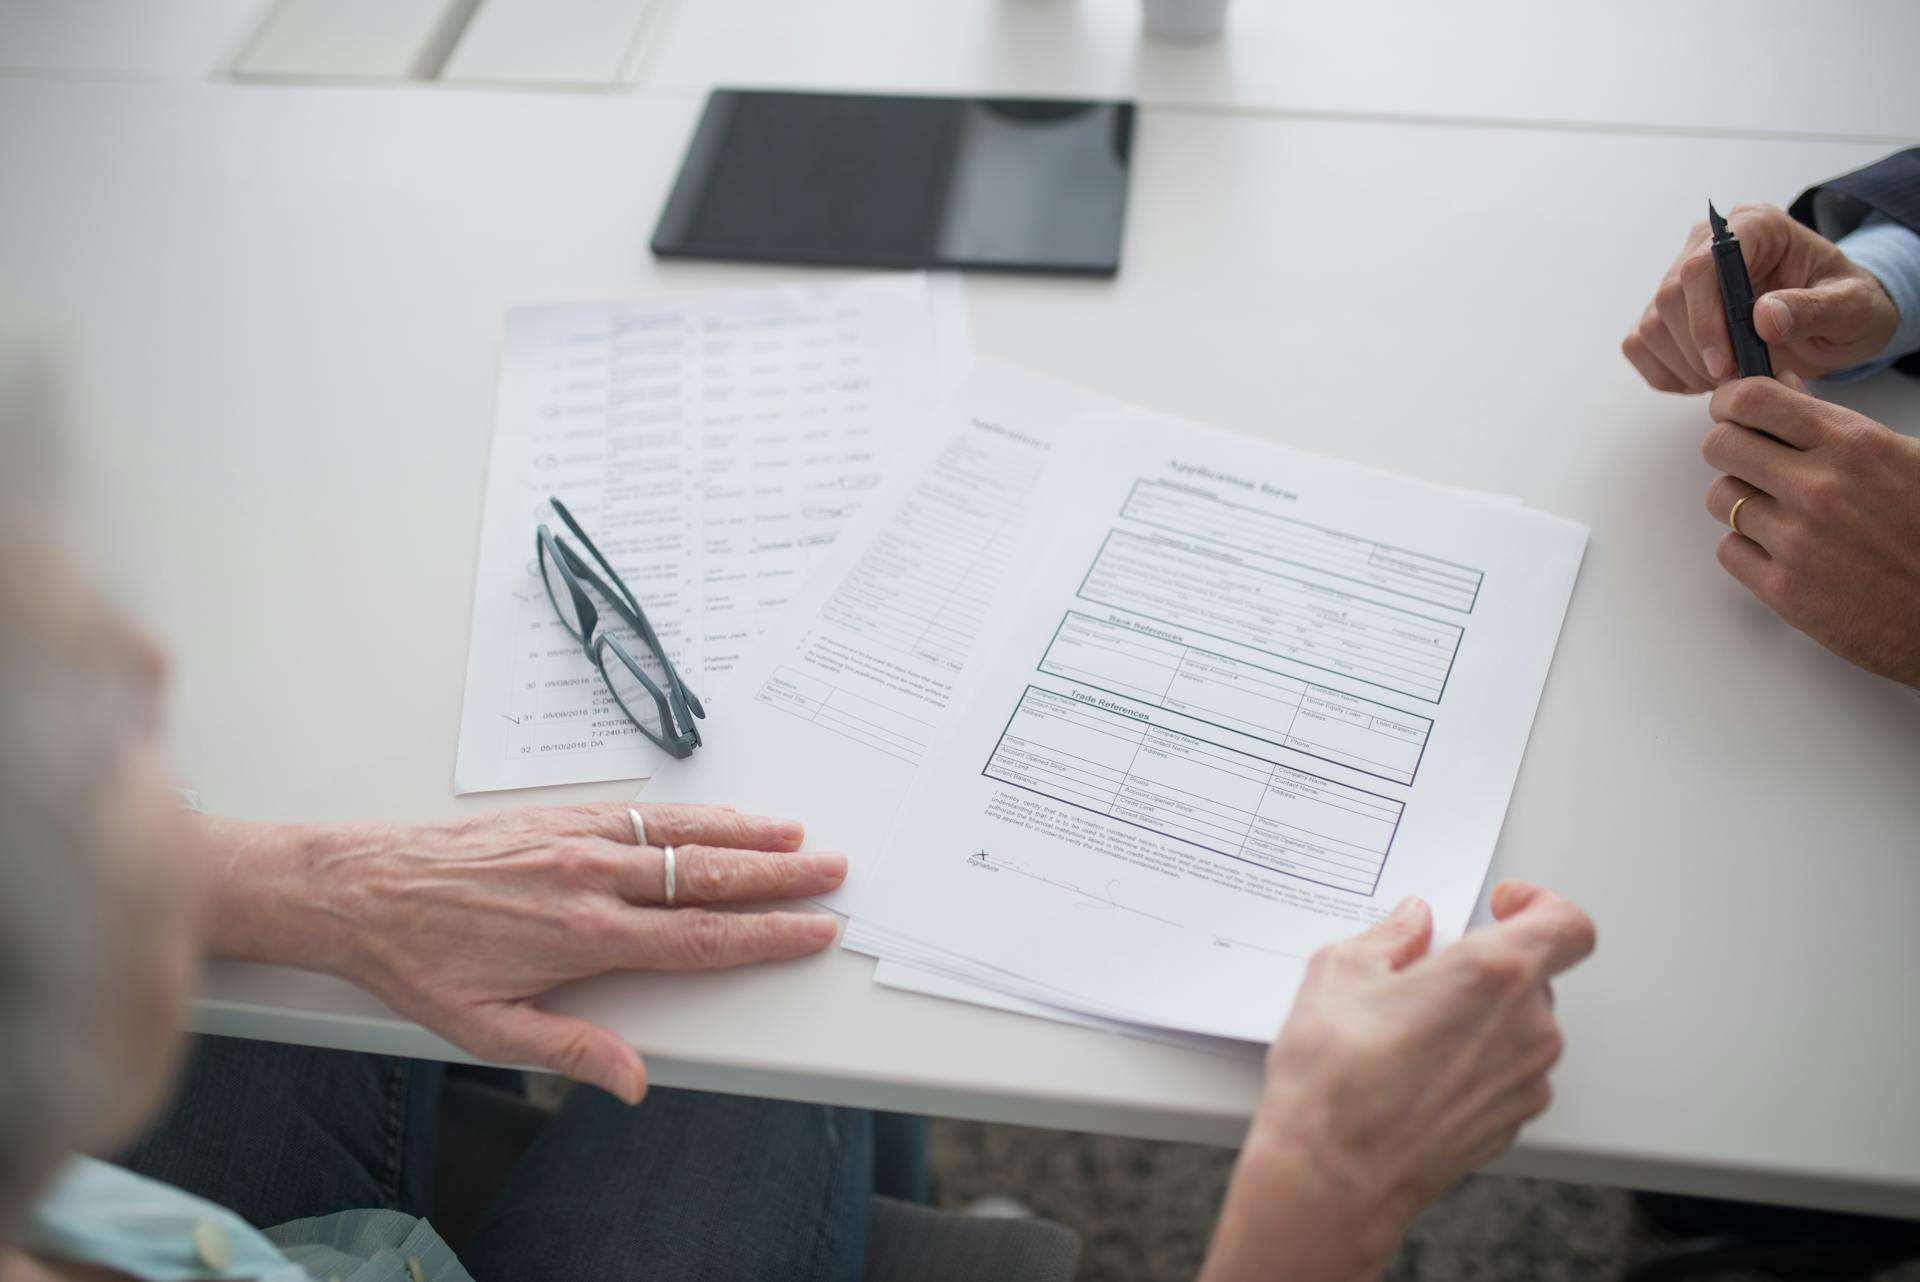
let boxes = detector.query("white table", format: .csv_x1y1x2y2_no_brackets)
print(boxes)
3,9,1920,1221
8,0,1919,142
648,0,1920,143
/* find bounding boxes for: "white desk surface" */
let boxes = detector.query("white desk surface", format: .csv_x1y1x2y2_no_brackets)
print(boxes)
645,0,1920,144
5,0,1918,144
2,58,1920,1218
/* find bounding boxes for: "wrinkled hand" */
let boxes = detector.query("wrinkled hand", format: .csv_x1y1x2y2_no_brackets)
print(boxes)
1624,202,1898,392
203,801,845,1103
1701,375,1920,688
1200,883,1595,1282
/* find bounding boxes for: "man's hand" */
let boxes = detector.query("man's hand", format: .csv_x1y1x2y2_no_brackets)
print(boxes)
1624,202,1898,392
195,801,846,1104
1702,376,1920,688
1199,883,1595,1282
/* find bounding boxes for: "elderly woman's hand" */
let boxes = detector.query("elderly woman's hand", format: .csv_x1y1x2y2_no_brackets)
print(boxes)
197,801,844,1103
1199,882,1595,1282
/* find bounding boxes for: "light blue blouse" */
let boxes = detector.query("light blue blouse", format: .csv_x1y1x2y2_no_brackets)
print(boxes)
23,1157,472,1282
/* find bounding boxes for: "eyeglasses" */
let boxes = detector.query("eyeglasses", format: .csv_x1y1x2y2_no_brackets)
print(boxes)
536,496,704,759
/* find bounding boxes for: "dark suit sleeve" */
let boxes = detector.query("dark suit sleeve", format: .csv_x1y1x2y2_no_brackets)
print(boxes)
1790,147,1920,377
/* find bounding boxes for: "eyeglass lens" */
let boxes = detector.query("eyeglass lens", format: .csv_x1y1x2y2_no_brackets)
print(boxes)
540,538,586,641
602,643,669,741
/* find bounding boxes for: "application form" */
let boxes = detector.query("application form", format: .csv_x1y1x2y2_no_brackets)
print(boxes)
856,381,1588,1042
635,364,1095,915
453,275,970,794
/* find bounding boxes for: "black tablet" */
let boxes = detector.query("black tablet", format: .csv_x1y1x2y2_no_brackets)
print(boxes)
651,89,1135,277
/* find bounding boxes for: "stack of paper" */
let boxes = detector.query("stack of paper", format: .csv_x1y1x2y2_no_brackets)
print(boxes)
642,359,1588,1048
451,268,1585,1047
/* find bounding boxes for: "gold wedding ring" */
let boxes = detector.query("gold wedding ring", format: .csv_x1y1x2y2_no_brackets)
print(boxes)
1728,495,1752,538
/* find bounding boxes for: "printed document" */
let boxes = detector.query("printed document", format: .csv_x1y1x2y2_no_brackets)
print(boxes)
636,365,1095,915
853,366,1588,1042
453,275,970,794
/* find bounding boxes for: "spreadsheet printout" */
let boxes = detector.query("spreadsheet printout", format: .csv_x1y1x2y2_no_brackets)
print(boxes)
857,384,1588,1042
453,274,970,794
635,363,1098,916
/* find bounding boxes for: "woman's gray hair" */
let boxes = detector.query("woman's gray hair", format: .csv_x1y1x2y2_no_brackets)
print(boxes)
0,542,127,1224
0,364,160,1224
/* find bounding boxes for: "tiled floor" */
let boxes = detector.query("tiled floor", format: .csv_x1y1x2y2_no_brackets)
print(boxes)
928,1119,1920,1282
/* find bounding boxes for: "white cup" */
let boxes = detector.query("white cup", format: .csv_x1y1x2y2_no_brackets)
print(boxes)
1142,0,1230,42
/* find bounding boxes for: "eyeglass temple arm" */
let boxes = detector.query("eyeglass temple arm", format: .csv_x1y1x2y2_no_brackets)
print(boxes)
548,498,648,617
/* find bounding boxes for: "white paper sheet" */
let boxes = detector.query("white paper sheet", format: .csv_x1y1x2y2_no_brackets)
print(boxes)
635,365,1098,915
862,500,1535,1049
872,959,1261,1060
855,364,1588,1043
453,274,971,794
862,488,1528,1046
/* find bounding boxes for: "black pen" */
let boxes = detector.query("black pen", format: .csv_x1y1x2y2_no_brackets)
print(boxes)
1708,201,1773,379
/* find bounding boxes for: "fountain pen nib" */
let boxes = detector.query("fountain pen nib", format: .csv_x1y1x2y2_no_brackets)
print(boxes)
1708,200,1730,241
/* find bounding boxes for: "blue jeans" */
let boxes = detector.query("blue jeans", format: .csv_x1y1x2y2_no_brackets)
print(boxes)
117,1036,929,1282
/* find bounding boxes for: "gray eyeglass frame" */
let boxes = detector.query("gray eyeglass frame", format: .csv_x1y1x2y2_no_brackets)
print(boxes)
536,496,704,759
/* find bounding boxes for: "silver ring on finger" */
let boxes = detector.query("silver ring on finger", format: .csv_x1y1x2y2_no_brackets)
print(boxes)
628,807,647,847
663,844,677,907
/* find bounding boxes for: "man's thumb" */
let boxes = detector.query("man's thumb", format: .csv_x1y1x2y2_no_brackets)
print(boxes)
1755,284,1868,345
480,1005,650,1104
